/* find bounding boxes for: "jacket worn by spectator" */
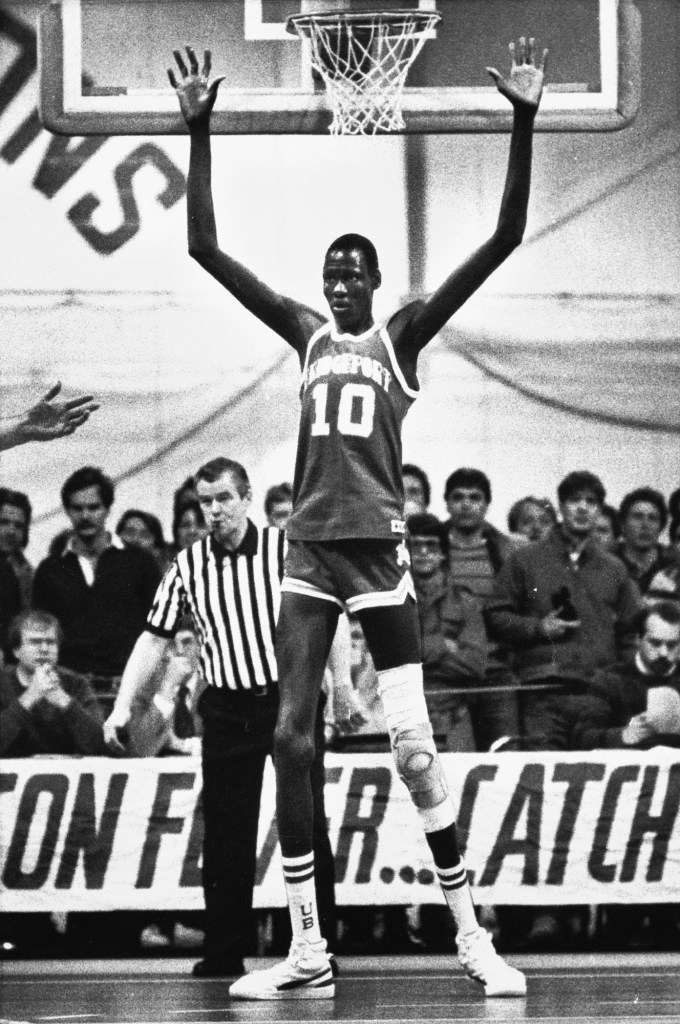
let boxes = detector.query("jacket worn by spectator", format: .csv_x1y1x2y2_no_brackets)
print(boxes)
416,570,487,687
571,658,680,750
485,526,641,683
0,664,107,756
32,536,161,678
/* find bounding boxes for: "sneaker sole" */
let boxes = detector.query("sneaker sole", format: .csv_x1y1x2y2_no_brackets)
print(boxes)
465,975,527,998
230,983,335,1001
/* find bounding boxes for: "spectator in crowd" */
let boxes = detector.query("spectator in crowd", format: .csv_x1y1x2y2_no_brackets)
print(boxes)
0,608,107,955
592,503,620,553
486,470,641,751
0,610,107,758
104,457,340,978
127,614,206,758
264,482,294,529
506,495,558,545
172,498,208,553
572,600,680,750
403,463,431,519
0,488,33,609
443,467,519,749
0,382,98,452
408,513,486,752
116,508,170,572
570,600,680,950
32,467,161,694
616,488,674,596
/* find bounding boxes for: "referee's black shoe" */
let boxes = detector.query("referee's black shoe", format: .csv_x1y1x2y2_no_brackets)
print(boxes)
192,956,245,978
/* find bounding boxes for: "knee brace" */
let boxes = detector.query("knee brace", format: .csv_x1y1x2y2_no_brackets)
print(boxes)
378,664,455,832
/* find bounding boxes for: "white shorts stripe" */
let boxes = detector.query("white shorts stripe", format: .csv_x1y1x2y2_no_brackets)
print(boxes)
281,576,345,608
345,571,416,613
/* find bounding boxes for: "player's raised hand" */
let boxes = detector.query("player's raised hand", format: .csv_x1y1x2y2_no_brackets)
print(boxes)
23,382,99,441
487,37,548,111
168,46,225,124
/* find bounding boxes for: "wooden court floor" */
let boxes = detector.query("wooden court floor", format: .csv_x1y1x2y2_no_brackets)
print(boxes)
1,953,679,1024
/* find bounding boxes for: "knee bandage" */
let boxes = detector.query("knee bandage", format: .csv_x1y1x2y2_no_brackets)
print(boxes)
378,664,455,833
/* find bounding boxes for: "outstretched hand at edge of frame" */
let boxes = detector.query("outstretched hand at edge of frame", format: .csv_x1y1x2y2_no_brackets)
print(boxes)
487,37,548,112
168,46,225,125
0,382,99,451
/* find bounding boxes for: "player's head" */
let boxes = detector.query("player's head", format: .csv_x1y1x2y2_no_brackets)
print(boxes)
323,233,381,333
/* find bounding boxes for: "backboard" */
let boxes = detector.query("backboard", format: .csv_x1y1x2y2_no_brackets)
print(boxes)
38,0,640,135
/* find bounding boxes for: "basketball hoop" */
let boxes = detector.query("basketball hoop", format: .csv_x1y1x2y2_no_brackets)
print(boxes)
286,9,441,135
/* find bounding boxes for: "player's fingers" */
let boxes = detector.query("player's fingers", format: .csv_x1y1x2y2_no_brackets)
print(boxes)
508,40,517,67
186,45,199,75
526,37,535,65
517,37,526,64
64,394,96,411
486,67,502,86
202,49,212,78
208,76,226,100
540,48,549,74
42,381,62,402
173,49,189,77
167,67,178,89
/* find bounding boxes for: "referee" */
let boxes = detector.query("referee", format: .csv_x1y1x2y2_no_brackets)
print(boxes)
104,457,337,977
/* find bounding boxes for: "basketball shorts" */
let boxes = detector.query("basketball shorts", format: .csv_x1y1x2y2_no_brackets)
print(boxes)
282,537,416,613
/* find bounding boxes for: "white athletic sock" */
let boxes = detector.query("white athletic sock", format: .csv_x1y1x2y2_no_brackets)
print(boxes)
281,852,323,945
437,862,479,936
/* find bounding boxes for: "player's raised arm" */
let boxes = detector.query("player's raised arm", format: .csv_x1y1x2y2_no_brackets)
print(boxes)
397,38,548,351
169,47,322,353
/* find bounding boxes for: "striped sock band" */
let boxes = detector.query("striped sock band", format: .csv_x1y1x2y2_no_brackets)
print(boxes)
282,852,322,944
437,862,468,893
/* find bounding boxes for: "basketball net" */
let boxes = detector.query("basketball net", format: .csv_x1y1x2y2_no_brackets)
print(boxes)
286,10,441,135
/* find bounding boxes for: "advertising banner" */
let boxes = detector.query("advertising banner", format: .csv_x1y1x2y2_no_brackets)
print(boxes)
1,751,679,911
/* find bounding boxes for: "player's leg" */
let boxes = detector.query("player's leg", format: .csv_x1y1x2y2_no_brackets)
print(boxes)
358,598,526,998
230,590,338,1000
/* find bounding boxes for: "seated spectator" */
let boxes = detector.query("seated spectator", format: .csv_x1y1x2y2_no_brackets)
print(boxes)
127,616,206,757
485,470,641,751
572,601,680,750
0,610,107,757
32,466,161,692
172,498,207,553
402,463,431,518
443,467,519,749
570,600,680,950
116,508,170,572
263,482,293,529
507,496,558,545
0,488,33,609
0,607,106,955
408,512,486,752
616,487,675,596
592,503,620,553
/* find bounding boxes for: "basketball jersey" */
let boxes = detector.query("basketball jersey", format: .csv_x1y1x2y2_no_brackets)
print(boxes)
286,321,418,541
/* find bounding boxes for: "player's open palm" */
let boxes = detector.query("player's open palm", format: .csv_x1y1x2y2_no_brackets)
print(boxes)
487,37,548,111
168,46,224,124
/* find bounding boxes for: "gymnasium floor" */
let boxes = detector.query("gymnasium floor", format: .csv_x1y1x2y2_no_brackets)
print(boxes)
1,954,679,1024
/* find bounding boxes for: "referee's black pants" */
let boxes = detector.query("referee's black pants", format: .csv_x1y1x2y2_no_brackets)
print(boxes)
199,686,336,960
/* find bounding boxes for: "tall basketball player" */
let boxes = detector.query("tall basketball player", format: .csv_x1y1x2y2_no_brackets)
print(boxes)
169,37,547,1000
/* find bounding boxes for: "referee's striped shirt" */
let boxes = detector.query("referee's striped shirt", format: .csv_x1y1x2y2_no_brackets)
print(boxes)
146,522,285,692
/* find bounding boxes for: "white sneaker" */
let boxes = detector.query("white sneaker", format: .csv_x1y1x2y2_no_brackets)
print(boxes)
456,927,526,997
229,938,335,1000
